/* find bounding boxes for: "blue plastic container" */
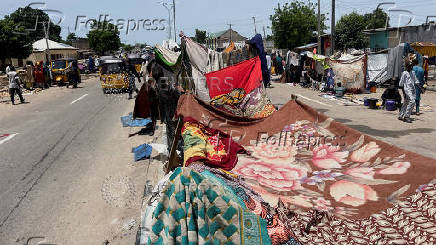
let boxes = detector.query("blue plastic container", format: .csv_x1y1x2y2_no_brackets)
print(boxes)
386,100,396,111
364,98,369,106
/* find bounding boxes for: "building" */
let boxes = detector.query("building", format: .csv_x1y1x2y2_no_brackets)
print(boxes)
207,29,247,49
364,23,436,52
71,37,94,58
28,38,78,63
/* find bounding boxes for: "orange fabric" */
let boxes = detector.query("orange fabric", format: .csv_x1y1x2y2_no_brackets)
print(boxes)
224,41,235,53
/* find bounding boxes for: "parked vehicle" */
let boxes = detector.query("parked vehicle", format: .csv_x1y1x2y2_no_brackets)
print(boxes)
51,58,81,85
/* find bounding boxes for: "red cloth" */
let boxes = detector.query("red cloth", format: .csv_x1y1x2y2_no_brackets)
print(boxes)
205,57,262,99
182,117,246,170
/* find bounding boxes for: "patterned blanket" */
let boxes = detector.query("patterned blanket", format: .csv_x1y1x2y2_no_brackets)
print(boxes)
176,94,436,243
144,167,271,245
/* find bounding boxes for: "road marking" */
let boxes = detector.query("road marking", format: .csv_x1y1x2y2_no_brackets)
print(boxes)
295,94,332,107
70,94,88,105
0,133,18,145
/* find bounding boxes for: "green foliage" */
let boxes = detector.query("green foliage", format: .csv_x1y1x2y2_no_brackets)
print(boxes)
270,1,326,49
0,6,65,60
8,6,62,42
121,43,134,52
364,8,389,30
0,16,32,59
335,12,368,50
193,29,207,44
336,9,389,50
65,32,77,45
87,21,121,55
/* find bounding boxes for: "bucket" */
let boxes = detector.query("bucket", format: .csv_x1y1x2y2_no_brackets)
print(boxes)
364,98,369,106
386,100,396,111
369,82,377,93
368,98,378,109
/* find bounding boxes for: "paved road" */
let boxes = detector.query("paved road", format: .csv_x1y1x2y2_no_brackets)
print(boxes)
0,78,156,244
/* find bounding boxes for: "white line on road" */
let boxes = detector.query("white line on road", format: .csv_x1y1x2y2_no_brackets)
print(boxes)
70,94,88,105
295,94,332,107
0,133,18,145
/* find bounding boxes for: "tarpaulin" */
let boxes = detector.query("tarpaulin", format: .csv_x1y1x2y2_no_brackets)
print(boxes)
368,53,389,84
411,42,436,57
205,57,262,98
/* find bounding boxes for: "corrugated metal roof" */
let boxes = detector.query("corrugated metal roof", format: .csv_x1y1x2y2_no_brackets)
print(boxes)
33,38,78,51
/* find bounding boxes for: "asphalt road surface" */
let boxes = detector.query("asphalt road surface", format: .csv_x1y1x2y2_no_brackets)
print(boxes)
0,78,154,244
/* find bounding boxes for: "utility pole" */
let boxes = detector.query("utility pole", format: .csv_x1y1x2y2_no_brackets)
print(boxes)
42,22,51,64
228,23,232,42
252,17,257,34
331,0,336,55
263,26,266,39
173,0,176,43
317,0,321,53
162,3,172,40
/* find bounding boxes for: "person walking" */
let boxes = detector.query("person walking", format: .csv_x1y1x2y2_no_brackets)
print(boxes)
412,59,425,115
6,66,25,105
124,58,141,99
398,59,419,123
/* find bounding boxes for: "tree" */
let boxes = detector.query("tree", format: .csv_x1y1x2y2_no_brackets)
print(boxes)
65,32,78,45
193,29,207,44
8,6,62,42
270,1,326,49
121,43,134,52
335,12,368,50
0,16,33,61
87,21,121,55
335,9,389,50
364,8,389,30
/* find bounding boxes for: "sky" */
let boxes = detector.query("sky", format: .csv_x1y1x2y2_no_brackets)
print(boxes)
2,0,436,46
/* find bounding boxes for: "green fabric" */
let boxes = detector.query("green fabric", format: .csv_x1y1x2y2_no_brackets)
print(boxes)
154,48,182,72
145,167,271,245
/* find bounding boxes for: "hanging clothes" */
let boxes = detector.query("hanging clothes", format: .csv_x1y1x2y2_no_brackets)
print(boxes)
248,34,270,86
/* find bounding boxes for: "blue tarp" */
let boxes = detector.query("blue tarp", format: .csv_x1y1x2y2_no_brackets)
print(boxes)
132,144,152,161
120,113,152,127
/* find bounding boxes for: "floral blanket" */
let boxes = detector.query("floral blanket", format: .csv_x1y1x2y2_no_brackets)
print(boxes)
176,94,436,220
144,167,271,245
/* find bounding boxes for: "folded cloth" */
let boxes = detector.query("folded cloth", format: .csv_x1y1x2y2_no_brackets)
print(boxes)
132,144,152,161
121,113,152,127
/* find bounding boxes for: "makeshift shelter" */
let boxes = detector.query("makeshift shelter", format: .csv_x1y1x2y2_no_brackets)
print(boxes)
328,54,367,91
